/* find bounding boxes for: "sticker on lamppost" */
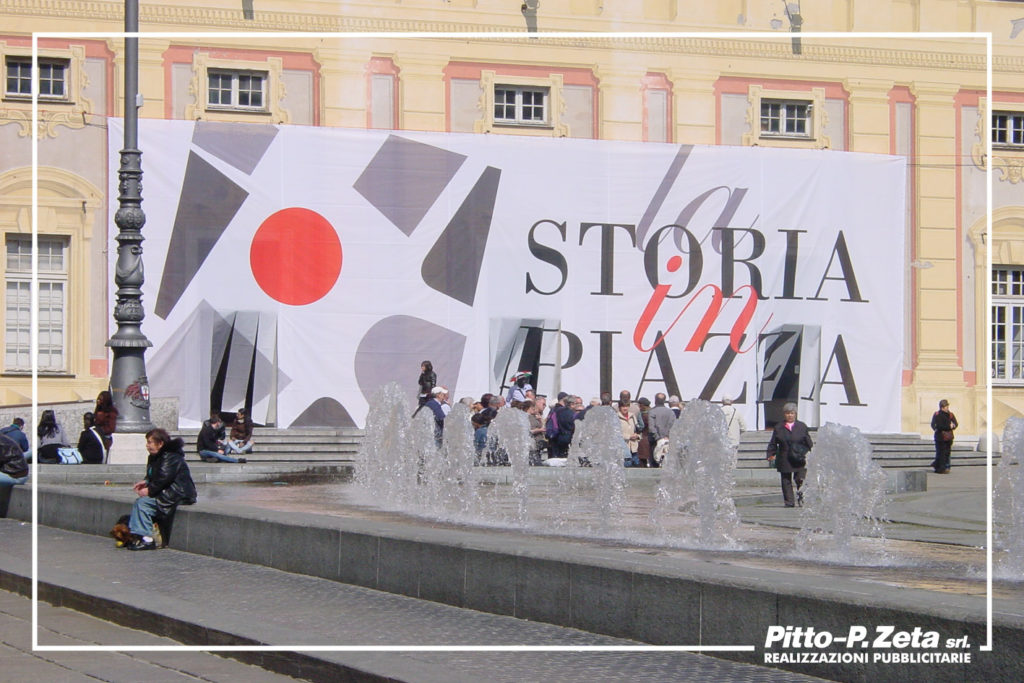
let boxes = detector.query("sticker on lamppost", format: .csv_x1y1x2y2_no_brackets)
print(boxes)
125,378,151,409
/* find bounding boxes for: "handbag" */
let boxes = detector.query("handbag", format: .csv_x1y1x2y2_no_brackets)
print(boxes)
940,430,954,442
57,447,83,464
787,441,809,468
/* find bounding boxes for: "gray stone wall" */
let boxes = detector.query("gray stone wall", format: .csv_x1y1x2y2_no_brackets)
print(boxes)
0,397,179,445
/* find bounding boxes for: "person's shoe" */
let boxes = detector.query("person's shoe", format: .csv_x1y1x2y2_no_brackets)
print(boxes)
236,457,247,464
784,503,796,508
127,537,156,551
202,456,217,463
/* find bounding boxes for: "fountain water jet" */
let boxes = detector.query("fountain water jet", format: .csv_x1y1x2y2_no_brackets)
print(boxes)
796,422,888,562
437,402,482,519
653,399,739,548
566,406,628,534
354,383,416,507
487,407,533,525
995,417,1024,579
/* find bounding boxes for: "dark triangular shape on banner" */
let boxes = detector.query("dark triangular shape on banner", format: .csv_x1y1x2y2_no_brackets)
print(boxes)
209,313,236,414
155,152,249,319
192,121,278,175
290,397,357,429
420,166,501,306
353,135,466,236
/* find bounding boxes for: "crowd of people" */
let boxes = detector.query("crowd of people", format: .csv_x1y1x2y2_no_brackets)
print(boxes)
0,373,962,516
413,360,746,471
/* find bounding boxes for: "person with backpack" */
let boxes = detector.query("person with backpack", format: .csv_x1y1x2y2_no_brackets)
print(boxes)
546,394,576,459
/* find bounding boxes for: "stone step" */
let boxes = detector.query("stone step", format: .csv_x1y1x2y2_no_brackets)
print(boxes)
166,427,994,470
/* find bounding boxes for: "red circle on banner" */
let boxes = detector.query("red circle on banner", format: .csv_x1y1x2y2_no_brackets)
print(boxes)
250,208,342,305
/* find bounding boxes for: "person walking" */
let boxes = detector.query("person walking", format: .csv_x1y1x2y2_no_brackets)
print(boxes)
930,399,958,474
720,397,747,450
766,402,813,508
412,360,436,416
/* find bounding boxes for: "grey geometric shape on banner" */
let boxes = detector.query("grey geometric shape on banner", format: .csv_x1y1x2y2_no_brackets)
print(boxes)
420,166,501,306
353,135,467,236
155,152,249,319
145,299,220,424
289,397,356,429
210,310,291,414
192,121,279,175
355,315,466,410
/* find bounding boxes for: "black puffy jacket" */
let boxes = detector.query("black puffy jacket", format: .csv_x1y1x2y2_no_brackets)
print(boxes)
0,433,29,479
145,437,197,514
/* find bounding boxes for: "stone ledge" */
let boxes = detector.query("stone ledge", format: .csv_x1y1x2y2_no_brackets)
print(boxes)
4,486,1016,681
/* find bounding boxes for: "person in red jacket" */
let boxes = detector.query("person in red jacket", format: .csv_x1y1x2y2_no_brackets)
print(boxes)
93,390,119,450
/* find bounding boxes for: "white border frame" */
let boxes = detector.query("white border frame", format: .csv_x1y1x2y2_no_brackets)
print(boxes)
31,29,993,655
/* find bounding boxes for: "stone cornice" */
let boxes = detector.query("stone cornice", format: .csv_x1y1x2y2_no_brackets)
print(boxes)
5,0,1022,75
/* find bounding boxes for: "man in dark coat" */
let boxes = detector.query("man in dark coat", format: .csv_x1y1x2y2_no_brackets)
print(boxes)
76,425,107,464
548,394,577,459
127,428,197,550
930,399,958,474
765,402,813,508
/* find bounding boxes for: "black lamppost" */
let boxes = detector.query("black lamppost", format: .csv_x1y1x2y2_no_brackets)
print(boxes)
105,0,154,432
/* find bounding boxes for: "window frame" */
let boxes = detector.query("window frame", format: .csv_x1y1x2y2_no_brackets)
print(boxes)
759,98,812,138
206,68,268,112
4,234,68,373
493,85,550,127
992,266,1024,385
742,85,830,149
992,110,1024,150
185,53,290,123
474,70,569,137
3,55,71,103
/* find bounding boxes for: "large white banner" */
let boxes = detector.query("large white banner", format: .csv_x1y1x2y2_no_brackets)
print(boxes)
109,120,906,431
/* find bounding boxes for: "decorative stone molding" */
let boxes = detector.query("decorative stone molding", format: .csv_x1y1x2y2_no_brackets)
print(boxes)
474,69,568,137
4,2,1017,74
741,85,829,149
972,97,1024,184
184,53,289,124
0,42,94,139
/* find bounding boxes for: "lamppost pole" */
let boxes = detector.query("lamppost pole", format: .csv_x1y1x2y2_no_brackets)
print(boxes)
105,0,154,432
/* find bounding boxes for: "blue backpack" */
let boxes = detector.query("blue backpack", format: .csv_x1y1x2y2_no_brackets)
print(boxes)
545,410,560,439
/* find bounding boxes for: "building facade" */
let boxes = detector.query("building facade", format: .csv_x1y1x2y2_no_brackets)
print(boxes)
1,0,1022,435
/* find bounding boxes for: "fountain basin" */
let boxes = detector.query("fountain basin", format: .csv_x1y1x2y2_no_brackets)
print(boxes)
6,483,1018,682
